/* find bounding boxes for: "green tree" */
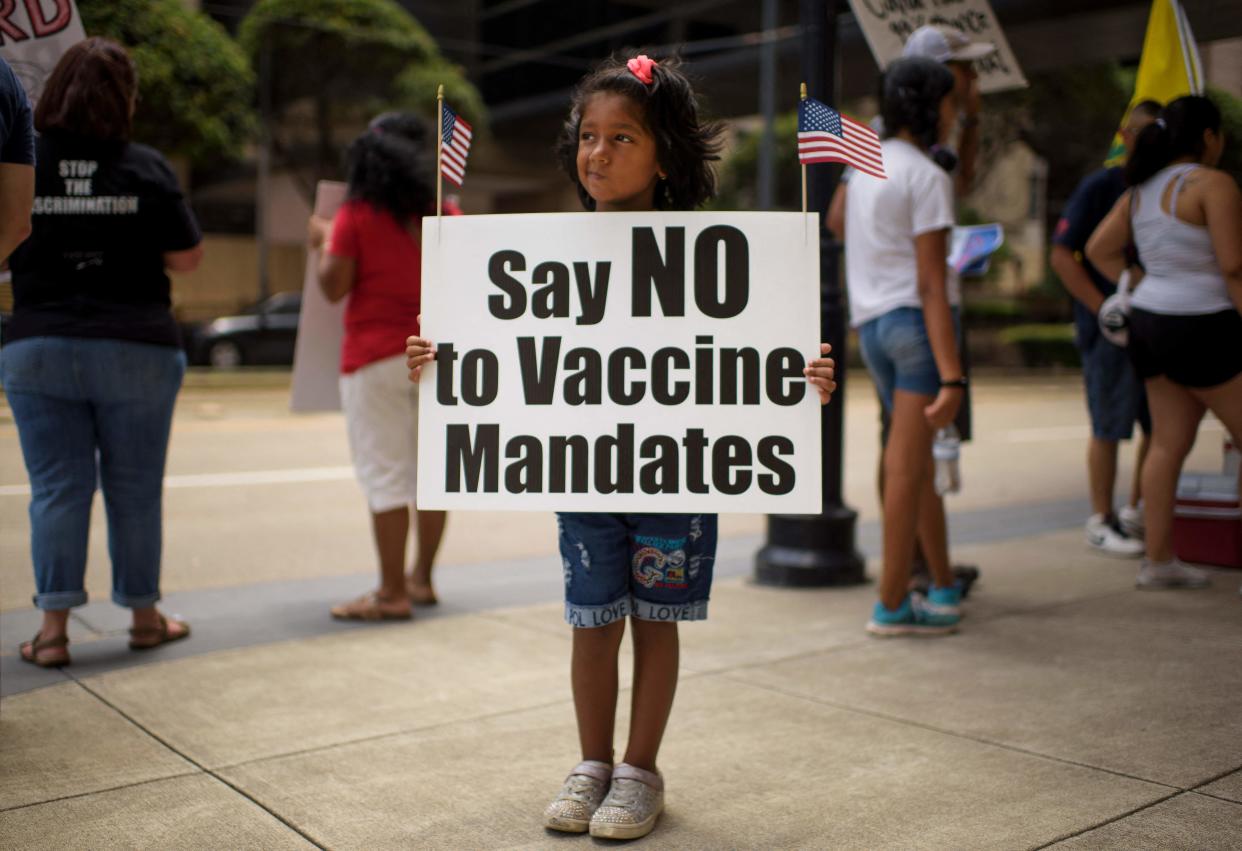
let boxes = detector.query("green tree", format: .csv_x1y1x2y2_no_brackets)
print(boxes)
1207,85,1242,187
985,68,1242,212
239,0,483,193
81,0,256,165
710,112,802,212
984,63,1136,217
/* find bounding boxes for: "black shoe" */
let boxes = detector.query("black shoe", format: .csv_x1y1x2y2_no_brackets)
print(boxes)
909,563,980,599
953,564,980,599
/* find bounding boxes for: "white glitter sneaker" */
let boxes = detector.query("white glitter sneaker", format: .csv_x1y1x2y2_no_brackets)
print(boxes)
1136,558,1210,590
544,760,612,833
589,763,664,840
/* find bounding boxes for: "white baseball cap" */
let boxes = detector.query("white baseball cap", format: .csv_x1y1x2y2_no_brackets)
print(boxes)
902,25,997,64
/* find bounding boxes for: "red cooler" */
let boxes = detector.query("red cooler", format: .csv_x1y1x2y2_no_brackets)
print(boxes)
1173,472,1242,569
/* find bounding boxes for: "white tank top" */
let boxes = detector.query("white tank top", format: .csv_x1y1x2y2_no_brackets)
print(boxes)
1129,163,1232,315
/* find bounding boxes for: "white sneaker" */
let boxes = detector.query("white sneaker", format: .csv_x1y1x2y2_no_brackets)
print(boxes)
1117,504,1145,540
1086,514,1144,558
1136,558,1210,590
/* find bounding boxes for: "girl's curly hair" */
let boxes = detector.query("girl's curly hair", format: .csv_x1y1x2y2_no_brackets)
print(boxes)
880,57,955,150
344,112,436,222
555,54,724,211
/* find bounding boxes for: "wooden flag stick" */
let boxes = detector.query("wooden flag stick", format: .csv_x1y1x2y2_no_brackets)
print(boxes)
436,84,444,222
799,82,808,215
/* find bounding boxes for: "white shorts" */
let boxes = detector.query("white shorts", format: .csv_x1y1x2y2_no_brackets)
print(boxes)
340,354,419,512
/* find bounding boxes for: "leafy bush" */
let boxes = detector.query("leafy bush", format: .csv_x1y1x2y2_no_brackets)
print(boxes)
962,297,1025,325
81,0,255,164
710,112,800,211
998,323,1080,368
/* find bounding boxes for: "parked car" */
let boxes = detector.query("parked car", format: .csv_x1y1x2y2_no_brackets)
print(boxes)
189,292,302,367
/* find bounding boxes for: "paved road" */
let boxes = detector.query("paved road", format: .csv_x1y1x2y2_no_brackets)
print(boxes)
2,370,1240,850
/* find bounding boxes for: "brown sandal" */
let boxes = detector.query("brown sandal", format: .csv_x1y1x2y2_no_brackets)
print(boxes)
19,632,70,668
330,591,412,621
129,614,191,650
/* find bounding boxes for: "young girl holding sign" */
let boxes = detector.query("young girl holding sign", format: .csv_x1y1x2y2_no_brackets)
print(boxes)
407,55,836,840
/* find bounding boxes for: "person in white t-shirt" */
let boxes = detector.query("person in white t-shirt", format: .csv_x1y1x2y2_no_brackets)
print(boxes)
846,57,966,636
828,25,996,601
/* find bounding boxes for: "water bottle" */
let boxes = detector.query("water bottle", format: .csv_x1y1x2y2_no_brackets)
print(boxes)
933,424,961,496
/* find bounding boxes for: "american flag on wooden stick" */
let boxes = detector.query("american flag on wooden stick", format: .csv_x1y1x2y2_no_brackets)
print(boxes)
440,102,472,187
797,97,886,179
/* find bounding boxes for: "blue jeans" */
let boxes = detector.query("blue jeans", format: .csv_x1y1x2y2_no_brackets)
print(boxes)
859,306,960,412
1,337,185,610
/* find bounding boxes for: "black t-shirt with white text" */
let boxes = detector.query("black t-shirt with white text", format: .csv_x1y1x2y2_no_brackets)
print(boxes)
8,131,201,347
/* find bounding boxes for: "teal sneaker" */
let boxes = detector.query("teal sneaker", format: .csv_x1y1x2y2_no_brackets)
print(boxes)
924,582,963,617
866,595,959,637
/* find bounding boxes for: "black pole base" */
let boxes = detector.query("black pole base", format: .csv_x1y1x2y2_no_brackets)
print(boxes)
754,506,866,587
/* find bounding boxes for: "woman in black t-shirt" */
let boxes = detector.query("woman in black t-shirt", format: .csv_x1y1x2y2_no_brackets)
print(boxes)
1,38,202,667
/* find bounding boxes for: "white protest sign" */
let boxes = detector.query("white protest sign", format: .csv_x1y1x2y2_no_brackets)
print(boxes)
847,0,1027,93
0,0,85,104
290,180,348,412
418,212,824,514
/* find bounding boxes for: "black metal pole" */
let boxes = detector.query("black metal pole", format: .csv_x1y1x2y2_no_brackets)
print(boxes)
755,0,865,587
256,34,272,305
756,0,778,210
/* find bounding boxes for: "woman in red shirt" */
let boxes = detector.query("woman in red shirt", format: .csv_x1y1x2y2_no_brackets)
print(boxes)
310,113,451,620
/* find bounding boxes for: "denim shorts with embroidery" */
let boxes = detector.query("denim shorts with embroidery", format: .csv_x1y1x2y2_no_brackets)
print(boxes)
557,512,717,628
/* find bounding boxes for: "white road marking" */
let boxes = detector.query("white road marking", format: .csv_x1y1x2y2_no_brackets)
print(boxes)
0,465,356,497
999,421,1223,444
1000,425,1091,443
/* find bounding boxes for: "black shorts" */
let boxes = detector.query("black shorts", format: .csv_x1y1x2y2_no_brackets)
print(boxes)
1128,308,1242,389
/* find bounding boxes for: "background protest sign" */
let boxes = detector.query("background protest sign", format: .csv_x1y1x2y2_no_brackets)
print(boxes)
418,211,823,514
290,180,347,412
0,0,85,104
847,0,1028,93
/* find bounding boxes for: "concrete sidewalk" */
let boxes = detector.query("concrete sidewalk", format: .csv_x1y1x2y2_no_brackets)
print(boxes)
2,526,1240,850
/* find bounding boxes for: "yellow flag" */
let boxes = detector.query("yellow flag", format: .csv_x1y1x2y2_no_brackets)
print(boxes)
1104,0,1204,165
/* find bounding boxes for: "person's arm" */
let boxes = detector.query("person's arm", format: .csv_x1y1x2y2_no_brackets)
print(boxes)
0,161,33,262
915,228,963,429
164,244,203,273
313,208,356,303
954,126,978,198
953,79,981,198
307,214,331,251
1085,192,1132,284
1050,245,1106,315
826,182,847,240
1200,171,1242,313
145,149,203,274
318,252,355,303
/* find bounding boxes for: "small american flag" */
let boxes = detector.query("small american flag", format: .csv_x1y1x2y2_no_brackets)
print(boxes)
798,97,886,179
440,102,472,187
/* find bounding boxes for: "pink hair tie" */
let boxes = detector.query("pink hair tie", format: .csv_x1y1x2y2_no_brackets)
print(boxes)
627,54,657,86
